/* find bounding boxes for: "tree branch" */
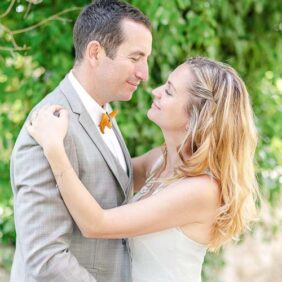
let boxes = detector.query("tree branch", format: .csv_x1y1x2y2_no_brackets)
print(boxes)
0,0,16,19
11,7,81,35
0,46,30,52
0,23,19,48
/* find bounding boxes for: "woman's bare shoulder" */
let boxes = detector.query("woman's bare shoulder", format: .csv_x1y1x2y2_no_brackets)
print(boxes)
169,174,220,210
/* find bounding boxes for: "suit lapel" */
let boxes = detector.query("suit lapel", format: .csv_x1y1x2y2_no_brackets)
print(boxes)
59,76,129,198
112,122,133,194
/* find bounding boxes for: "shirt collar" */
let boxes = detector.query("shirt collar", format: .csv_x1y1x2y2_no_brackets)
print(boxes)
68,70,109,125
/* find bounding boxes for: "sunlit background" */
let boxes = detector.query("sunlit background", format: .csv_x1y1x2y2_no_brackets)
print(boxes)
0,0,281,281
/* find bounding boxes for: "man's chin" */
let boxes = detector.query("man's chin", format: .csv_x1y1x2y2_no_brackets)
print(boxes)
121,91,134,101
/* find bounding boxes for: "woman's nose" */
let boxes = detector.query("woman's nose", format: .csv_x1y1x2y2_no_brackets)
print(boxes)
152,86,162,98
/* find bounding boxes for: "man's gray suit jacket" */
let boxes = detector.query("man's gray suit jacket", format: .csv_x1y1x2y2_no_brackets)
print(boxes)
10,75,133,282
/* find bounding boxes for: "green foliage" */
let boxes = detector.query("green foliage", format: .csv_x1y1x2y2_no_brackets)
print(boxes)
202,251,225,282
0,0,281,279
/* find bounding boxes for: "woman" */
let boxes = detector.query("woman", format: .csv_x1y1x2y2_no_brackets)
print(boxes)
27,57,259,282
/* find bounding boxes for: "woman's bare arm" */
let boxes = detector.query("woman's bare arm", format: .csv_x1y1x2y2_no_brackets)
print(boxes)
26,105,219,240
44,144,218,239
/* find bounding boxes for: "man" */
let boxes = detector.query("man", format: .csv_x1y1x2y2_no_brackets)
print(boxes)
10,0,152,281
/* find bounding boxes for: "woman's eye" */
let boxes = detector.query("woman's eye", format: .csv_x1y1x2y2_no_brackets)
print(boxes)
165,89,172,96
131,57,139,62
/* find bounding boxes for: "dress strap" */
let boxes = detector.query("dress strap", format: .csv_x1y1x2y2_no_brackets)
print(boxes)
147,155,164,178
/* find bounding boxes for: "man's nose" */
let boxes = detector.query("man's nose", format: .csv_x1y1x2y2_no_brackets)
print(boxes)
135,61,149,81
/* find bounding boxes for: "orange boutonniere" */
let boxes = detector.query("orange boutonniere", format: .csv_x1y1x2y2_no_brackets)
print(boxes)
99,110,118,134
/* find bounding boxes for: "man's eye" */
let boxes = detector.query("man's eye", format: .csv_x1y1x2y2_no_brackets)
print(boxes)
131,57,139,62
165,89,172,96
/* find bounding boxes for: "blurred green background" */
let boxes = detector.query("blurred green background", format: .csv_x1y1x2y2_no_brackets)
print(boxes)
0,0,281,281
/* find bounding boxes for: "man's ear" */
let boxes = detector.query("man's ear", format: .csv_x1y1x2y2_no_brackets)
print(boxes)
85,40,105,66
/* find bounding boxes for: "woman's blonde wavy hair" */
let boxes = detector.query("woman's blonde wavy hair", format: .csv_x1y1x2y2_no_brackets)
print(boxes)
153,57,260,250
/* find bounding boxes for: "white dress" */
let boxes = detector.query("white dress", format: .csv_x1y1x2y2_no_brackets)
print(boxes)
128,177,207,282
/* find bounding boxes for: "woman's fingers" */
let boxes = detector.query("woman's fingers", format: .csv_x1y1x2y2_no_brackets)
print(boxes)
48,104,64,115
29,105,65,124
58,108,68,119
26,121,34,135
25,104,68,148
39,104,51,115
30,109,39,125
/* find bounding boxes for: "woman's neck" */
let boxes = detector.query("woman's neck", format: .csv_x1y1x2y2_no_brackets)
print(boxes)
160,131,190,177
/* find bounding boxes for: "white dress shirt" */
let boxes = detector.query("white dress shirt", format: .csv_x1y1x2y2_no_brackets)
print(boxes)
68,71,127,172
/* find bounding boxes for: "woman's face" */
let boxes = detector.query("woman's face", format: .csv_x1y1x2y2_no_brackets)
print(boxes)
147,63,195,132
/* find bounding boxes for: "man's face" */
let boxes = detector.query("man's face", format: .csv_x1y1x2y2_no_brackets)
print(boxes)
95,19,152,104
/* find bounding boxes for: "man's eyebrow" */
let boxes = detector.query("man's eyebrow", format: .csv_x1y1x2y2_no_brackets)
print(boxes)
168,80,176,92
129,51,146,56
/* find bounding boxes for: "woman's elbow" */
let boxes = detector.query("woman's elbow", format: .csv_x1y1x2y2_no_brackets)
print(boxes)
79,225,95,238
81,228,94,238
79,211,109,238
80,224,106,239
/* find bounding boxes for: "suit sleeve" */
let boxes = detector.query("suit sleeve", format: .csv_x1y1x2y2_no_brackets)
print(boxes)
11,122,97,282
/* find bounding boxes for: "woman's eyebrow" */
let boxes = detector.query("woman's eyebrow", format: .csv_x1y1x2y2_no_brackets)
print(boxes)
168,80,176,92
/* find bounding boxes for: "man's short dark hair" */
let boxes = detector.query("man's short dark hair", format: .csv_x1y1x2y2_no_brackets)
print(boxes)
73,0,151,61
